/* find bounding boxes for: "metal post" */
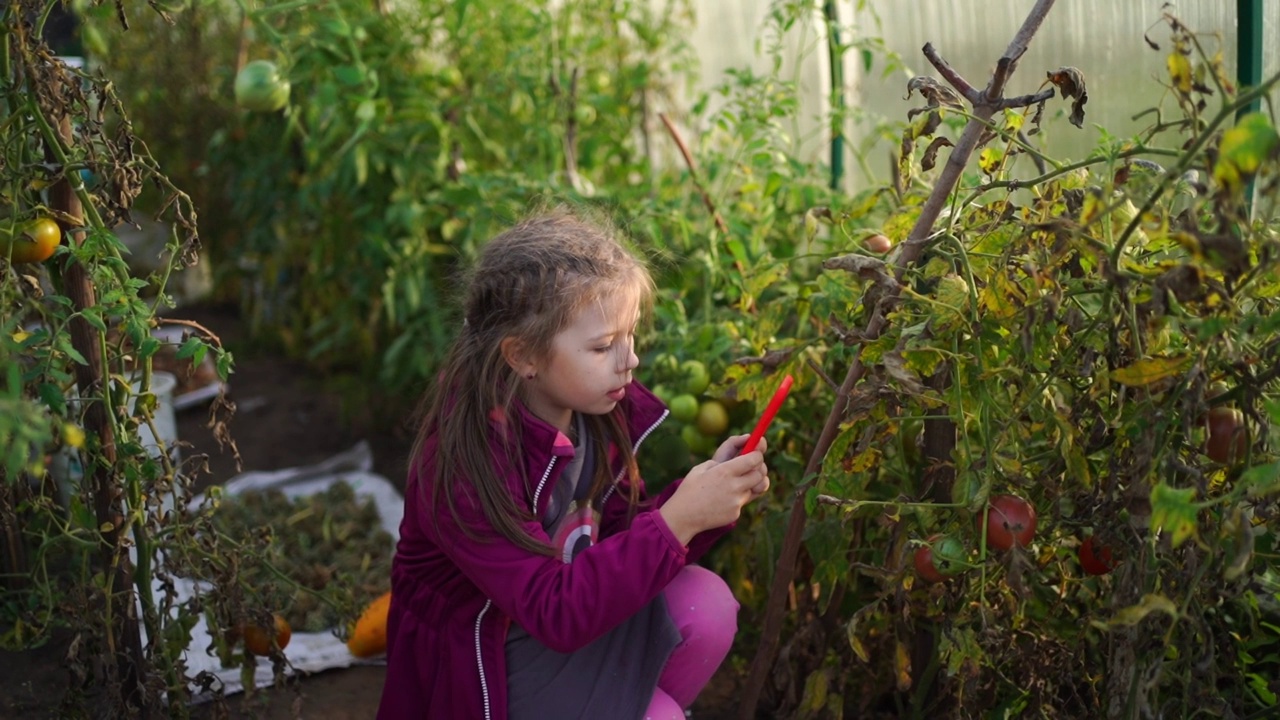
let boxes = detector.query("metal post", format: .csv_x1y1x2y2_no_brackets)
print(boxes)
1236,0,1263,119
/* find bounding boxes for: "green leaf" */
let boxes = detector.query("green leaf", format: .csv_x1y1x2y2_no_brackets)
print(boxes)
1214,113,1280,190
1104,593,1180,627
1150,483,1198,548
1242,460,1280,499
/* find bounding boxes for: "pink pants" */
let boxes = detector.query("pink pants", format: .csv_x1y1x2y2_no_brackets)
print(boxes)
644,565,739,720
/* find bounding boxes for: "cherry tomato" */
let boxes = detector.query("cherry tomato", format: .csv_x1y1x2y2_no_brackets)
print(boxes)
1078,536,1116,576
0,218,61,264
240,613,292,656
1203,406,1247,465
913,538,946,584
914,534,967,583
981,494,1037,551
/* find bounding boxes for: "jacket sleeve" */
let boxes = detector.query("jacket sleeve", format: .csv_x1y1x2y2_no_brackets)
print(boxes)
601,475,735,564
427,479,691,654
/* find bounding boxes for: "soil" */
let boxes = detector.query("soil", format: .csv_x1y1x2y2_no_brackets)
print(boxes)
0,302,742,719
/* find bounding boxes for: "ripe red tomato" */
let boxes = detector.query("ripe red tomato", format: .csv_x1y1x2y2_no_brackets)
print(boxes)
981,494,1037,551
1203,406,1247,465
1078,536,1116,576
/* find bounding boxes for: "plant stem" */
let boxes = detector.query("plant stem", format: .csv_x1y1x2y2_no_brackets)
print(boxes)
739,2,1060,716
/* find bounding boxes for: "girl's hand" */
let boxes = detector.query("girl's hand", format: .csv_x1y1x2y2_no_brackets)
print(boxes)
658,437,770,545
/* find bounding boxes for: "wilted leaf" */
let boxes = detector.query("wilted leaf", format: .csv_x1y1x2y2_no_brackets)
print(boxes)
822,253,899,293
800,669,829,712
905,76,964,111
921,137,953,171
1150,483,1198,548
847,616,870,663
980,272,1025,319
1046,66,1088,128
979,147,1005,175
1106,593,1180,627
1109,355,1193,387
882,352,926,395
894,640,913,691
1167,51,1193,94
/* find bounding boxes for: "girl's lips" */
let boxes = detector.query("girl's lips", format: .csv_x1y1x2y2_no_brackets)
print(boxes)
607,388,626,402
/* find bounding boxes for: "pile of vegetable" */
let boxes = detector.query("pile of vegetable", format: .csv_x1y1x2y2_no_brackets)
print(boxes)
207,480,394,634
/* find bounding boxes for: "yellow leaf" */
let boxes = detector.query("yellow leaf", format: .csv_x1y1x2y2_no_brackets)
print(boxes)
848,447,881,473
894,640,913,691
980,272,1025,319
1167,52,1193,94
1109,355,1193,387
1108,593,1180,627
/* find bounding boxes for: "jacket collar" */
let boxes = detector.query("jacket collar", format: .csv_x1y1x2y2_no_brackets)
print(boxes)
492,379,668,464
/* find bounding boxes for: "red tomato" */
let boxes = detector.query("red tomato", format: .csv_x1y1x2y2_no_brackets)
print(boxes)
1203,406,1247,465
913,538,946,584
981,494,1037,551
1078,536,1116,576
914,533,966,583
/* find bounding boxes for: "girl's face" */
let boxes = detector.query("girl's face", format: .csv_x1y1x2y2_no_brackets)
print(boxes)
520,292,641,434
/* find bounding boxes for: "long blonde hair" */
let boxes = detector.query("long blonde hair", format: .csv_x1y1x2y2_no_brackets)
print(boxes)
412,207,654,555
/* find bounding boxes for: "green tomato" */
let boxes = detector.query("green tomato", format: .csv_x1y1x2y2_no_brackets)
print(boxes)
680,360,710,395
234,60,290,113
652,352,680,379
650,384,673,405
668,394,699,423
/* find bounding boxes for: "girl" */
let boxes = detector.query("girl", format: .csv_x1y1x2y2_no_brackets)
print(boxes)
377,208,771,720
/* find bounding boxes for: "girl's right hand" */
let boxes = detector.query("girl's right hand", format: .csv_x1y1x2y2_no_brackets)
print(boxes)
658,436,769,546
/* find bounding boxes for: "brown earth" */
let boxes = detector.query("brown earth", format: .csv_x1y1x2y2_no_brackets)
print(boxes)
0,302,742,719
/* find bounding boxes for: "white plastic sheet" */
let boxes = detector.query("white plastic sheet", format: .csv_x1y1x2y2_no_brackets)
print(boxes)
172,441,402,701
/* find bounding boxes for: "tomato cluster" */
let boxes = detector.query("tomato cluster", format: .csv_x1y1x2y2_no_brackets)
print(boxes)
649,355,731,456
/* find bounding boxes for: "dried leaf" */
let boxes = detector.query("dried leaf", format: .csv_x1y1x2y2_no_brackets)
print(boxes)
882,352,926,395
894,640,913,691
822,253,899,293
921,137,953,171
1046,66,1088,128
905,76,964,110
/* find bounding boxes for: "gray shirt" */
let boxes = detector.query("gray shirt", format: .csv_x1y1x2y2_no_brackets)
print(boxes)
506,414,681,719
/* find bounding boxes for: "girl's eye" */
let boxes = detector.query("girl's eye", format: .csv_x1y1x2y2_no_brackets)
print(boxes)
593,346,611,353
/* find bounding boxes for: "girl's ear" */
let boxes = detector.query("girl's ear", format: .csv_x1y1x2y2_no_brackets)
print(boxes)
500,336,536,377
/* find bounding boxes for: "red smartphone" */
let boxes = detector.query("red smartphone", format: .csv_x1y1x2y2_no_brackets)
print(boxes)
740,374,793,455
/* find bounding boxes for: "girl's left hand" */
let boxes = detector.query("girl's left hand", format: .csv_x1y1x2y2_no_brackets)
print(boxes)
711,434,769,497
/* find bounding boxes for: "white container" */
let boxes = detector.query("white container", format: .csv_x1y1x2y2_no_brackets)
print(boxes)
131,371,180,462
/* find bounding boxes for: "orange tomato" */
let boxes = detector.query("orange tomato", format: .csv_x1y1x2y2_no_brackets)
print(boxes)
241,613,292,656
0,218,61,264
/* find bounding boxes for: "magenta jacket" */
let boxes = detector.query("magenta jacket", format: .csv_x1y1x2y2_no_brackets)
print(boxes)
376,381,731,720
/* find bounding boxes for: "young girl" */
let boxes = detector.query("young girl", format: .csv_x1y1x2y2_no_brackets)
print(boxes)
377,208,771,720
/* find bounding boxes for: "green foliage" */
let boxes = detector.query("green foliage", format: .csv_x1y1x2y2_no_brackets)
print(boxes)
186,0,696,406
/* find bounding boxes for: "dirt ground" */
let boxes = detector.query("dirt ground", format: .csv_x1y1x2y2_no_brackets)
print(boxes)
0,302,740,719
